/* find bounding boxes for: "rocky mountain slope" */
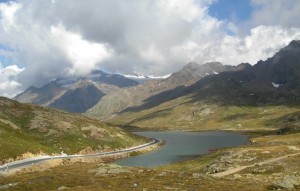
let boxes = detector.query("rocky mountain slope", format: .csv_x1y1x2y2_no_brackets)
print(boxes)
49,80,105,113
14,70,138,113
109,40,300,130
0,97,146,164
86,62,244,119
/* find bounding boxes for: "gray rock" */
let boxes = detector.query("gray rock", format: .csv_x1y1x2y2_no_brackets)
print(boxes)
0,185,9,190
233,174,242,179
108,168,131,174
95,168,108,174
158,171,167,176
58,186,69,190
274,175,300,191
0,183,18,190
92,163,131,175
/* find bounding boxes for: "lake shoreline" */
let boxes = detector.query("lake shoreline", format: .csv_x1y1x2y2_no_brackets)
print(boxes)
115,131,248,167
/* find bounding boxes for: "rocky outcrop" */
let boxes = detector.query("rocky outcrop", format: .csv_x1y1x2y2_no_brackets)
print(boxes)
89,164,132,175
205,151,256,175
271,175,300,190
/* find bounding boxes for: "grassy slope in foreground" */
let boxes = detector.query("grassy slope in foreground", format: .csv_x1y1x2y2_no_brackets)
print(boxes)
111,95,300,131
0,97,146,163
1,131,299,190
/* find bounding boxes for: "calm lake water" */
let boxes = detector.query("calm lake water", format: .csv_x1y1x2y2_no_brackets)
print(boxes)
115,131,247,167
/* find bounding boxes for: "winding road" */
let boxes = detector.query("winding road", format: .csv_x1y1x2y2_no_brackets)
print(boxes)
0,138,160,174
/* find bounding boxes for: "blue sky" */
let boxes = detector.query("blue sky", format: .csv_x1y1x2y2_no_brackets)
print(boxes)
209,0,252,23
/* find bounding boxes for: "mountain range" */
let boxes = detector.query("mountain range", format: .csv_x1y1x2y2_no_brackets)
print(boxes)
105,40,300,129
85,61,247,119
15,70,138,113
14,40,300,126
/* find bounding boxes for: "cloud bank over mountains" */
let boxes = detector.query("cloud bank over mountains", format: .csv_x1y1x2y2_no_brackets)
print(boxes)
0,0,300,97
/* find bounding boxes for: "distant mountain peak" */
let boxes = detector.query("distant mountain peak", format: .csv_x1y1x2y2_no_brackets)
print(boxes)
276,40,300,55
236,63,252,70
181,62,223,72
204,62,223,67
287,40,300,49
26,85,38,91
183,62,199,69
14,69,138,113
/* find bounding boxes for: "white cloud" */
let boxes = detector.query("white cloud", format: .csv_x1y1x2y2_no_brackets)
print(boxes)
215,25,300,65
250,0,300,28
0,1,21,31
0,0,299,97
0,63,24,97
51,25,113,76
157,0,204,22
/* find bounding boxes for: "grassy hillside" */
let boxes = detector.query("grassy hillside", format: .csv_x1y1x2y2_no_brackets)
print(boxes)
112,95,300,131
0,97,146,163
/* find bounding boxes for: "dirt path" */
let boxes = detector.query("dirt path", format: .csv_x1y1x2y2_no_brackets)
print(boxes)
211,152,300,178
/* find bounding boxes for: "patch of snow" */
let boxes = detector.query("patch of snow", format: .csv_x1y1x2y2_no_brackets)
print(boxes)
87,80,97,84
147,74,171,79
124,71,147,79
213,71,219,74
124,74,146,79
206,73,209,75
272,82,280,88
123,72,171,79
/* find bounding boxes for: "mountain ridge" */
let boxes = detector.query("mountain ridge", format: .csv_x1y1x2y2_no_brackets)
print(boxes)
109,40,300,130
85,61,245,119
14,70,138,113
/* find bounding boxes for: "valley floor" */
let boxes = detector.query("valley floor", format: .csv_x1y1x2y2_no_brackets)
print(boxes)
1,130,300,191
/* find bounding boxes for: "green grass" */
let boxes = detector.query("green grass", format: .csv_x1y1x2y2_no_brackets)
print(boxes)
0,123,56,160
0,97,147,162
111,95,300,131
